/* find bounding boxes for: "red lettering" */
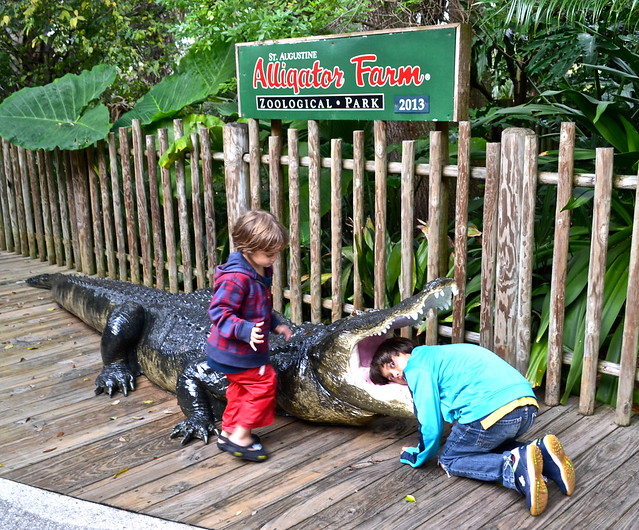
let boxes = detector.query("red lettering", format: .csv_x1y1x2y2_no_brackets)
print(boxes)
350,54,424,87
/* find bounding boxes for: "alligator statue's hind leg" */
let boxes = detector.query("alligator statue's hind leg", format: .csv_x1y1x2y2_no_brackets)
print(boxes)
170,360,227,444
94,301,145,397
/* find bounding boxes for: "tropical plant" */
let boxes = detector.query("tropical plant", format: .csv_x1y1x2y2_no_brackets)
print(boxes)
0,65,116,150
0,0,177,108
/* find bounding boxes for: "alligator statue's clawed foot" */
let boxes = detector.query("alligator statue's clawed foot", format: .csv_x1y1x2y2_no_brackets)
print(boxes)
170,416,219,445
94,361,136,397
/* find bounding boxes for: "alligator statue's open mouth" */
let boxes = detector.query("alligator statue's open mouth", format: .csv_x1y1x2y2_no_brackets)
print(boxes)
345,277,458,416
274,277,459,422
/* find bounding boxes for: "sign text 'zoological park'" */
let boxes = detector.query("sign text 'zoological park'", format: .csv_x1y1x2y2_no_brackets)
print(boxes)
236,24,470,121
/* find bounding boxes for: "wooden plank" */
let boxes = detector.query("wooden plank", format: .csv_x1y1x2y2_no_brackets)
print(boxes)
36,151,54,263
479,143,501,350
108,133,127,280
287,128,302,324
119,127,140,283
43,151,63,265
132,120,153,287
400,140,415,339
269,134,284,312
580,148,614,415
18,147,36,258
158,129,178,292
352,130,365,312
96,141,116,279
373,120,387,309
222,122,250,245
198,126,217,286
52,151,72,267
546,122,576,405
192,420,417,529
515,133,538,373
190,132,206,290
72,150,95,274
26,151,47,261
86,146,105,276
330,138,343,321
174,120,193,292
615,171,639,424
425,130,442,345
308,120,322,323
452,121,471,343
249,118,262,210
145,135,164,289
0,139,16,252
494,128,535,365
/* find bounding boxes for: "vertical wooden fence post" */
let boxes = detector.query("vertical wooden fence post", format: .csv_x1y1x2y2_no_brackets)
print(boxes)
132,119,152,287
546,122,575,405
308,120,322,324
287,128,302,324
580,147,614,415
71,149,94,274
479,142,501,350
248,119,262,210
173,119,193,292
352,130,365,312
425,130,442,345
269,134,284,312
400,140,415,339
223,122,250,247
331,138,343,322
373,121,387,309
494,128,536,370
199,126,217,286
615,170,639,425
452,121,471,343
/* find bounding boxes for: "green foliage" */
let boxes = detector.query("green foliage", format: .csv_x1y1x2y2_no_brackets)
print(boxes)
0,0,177,106
114,42,236,130
0,65,116,150
159,0,372,48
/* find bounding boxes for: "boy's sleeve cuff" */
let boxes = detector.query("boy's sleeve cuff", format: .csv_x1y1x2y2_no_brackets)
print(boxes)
400,449,418,466
237,320,254,342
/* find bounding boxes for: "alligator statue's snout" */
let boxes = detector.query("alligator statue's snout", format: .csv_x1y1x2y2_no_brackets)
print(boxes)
27,273,457,445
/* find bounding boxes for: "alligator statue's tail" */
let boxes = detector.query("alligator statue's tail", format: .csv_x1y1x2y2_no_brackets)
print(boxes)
26,274,53,289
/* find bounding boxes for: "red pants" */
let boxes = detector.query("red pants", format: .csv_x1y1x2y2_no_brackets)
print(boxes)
222,364,277,433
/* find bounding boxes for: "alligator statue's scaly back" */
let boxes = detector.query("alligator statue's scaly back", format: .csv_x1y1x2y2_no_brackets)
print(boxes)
27,273,457,445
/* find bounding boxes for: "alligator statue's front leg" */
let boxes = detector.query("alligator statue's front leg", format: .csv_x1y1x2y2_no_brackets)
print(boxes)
94,301,145,397
170,360,227,445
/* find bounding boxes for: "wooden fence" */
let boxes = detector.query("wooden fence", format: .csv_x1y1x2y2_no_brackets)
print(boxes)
0,119,637,426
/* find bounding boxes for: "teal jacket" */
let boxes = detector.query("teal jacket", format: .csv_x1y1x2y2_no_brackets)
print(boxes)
400,343,535,468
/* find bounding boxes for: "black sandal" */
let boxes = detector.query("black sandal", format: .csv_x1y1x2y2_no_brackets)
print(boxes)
218,438,269,462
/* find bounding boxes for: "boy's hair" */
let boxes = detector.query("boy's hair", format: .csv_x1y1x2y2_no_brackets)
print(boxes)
232,209,289,254
369,336,416,385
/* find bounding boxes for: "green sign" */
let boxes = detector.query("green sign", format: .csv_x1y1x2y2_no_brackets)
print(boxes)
236,24,470,122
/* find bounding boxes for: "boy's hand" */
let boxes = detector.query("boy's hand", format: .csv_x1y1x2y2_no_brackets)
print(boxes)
275,324,292,341
249,321,265,351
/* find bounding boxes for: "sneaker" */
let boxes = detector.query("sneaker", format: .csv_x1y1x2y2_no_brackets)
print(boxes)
511,443,548,516
534,434,576,496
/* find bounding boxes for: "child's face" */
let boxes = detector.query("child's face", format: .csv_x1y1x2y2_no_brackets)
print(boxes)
380,353,410,385
246,249,280,270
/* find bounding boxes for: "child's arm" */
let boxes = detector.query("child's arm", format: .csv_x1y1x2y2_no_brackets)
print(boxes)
400,372,443,467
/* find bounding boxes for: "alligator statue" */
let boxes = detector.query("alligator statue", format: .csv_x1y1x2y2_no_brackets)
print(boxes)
26,273,457,445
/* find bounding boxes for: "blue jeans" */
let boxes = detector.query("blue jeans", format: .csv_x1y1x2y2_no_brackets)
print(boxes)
437,405,538,490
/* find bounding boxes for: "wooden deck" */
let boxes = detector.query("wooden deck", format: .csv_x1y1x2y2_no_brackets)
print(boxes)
1,250,638,529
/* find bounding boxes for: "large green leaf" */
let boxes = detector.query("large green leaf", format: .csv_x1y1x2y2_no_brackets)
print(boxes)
114,42,235,129
0,64,116,150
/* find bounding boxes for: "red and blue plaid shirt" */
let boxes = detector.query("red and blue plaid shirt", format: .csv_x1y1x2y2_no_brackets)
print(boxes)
205,251,283,370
